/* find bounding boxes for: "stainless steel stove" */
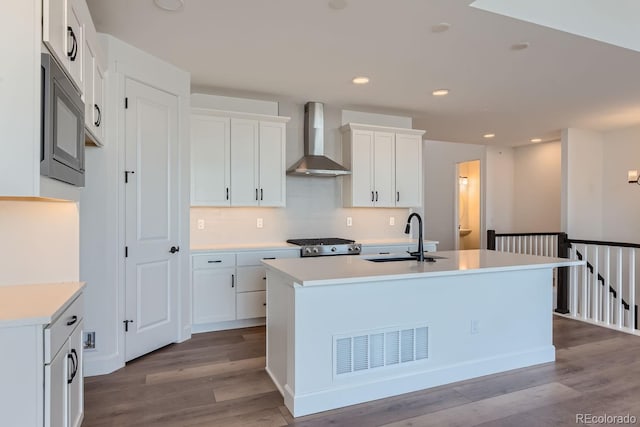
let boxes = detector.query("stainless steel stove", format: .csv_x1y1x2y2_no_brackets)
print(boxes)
286,238,362,257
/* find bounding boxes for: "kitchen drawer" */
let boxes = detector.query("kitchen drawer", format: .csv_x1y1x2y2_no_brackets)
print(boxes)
192,253,236,269
236,266,266,292
237,249,299,266
44,293,84,364
237,291,266,319
360,245,410,255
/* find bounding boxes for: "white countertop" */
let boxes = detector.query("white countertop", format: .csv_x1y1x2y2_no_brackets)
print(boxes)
191,238,437,252
0,282,85,327
262,249,584,286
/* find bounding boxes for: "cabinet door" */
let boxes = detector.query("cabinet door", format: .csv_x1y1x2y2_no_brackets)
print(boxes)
83,36,95,137
236,266,266,292
258,121,286,206
193,268,236,324
237,291,266,320
373,131,395,207
230,119,259,206
350,130,375,207
68,323,84,427
45,347,67,427
395,133,422,207
43,0,67,69
66,1,83,90
191,115,231,206
93,62,105,142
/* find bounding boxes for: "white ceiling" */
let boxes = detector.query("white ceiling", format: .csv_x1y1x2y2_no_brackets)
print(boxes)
87,0,640,146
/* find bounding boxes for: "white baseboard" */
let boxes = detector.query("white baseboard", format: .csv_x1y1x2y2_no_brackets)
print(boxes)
192,318,265,334
286,346,555,417
83,352,125,377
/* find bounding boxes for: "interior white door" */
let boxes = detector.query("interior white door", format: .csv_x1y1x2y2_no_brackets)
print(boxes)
124,78,179,361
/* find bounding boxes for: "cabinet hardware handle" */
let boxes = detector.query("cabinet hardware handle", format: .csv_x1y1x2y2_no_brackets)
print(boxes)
263,257,275,260
226,187,229,200
255,189,258,201
94,104,101,127
66,315,78,326
260,188,263,201
371,191,374,202
231,274,235,288
263,303,267,306
208,260,222,263
169,246,180,254
67,349,78,384
124,319,134,332
375,191,378,202
380,252,391,255
67,353,75,384
67,26,78,61
397,191,400,202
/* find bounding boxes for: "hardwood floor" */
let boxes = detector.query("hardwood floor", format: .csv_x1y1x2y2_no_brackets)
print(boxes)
84,317,640,426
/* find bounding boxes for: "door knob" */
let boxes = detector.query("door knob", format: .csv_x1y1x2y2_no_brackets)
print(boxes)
169,246,180,254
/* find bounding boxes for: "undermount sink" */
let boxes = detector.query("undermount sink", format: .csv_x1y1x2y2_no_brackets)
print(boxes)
365,255,447,263
459,228,472,237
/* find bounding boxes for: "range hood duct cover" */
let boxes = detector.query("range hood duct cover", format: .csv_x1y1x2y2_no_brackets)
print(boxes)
287,102,351,177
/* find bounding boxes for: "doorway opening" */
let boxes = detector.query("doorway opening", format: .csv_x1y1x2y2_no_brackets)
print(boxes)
456,160,481,250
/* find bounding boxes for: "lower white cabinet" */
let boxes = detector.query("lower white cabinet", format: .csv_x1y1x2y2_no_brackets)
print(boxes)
192,248,298,331
0,285,84,427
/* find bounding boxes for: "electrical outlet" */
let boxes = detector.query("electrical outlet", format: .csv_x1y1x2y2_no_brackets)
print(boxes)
346,217,353,227
389,216,395,226
257,218,263,228
470,320,480,335
197,219,205,230
84,331,96,350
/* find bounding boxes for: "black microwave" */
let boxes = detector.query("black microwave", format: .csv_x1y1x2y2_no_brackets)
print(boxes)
41,53,85,187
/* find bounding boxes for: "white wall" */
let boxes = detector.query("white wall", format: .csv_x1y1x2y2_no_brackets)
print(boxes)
485,146,515,233
602,125,640,242
562,128,604,240
423,140,486,250
513,141,561,232
80,34,191,376
0,201,79,285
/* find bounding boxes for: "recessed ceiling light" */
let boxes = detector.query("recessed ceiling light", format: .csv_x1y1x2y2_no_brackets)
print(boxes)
530,138,542,143
431,23,451,33
483,133,495,139
328,0,347,10
511,41,530,51
432,89,449,96
153,0,184,12
352,76,370,85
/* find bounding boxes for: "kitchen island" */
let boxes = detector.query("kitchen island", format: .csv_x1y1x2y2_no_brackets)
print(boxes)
262,249,583,417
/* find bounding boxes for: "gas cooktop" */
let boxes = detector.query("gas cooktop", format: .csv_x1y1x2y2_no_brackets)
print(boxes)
287,238,362,257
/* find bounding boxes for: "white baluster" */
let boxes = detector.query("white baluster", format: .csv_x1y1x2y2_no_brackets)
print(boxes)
604,246,610,325
617,247,623,328
592,246,599,322
571,247,578,315
581,245,588,320
629,248,636,331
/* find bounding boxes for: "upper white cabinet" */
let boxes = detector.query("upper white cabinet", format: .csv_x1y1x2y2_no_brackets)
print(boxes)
191,109,289,207
341,123,425,208
81,9,106,146
43,0,84,91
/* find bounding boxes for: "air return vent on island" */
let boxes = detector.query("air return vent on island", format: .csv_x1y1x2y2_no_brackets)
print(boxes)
334,325,429,376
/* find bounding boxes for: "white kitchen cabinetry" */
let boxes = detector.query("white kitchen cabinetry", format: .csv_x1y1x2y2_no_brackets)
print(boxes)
81,10,106,146
192,248,298,331
190,109,289,207
192,253,236,324
341,123,425,208
43,0,84,91
0,283,85,427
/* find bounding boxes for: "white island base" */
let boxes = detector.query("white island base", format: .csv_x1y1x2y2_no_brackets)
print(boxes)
263,250,580,417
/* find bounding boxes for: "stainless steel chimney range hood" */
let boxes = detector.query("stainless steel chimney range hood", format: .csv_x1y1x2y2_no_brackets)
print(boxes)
286,102,351,177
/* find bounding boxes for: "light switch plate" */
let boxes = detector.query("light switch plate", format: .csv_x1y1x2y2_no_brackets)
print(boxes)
197,219,205,230
389,216,395,226
257,218,263,228
346,217,353,227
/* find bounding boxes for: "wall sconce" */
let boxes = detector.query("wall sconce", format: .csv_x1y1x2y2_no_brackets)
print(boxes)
459,176,468,186
628,170,639,185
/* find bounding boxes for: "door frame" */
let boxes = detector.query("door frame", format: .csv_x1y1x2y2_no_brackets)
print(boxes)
454,158,486,250
113,44,191,367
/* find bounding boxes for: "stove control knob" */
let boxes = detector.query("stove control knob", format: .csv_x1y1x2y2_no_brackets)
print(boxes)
304,247,312,254
331,246,337,252
312,247,319,254
348,246,353,251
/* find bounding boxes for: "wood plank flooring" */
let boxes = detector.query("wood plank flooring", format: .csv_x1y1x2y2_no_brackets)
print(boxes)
84,317,640,426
